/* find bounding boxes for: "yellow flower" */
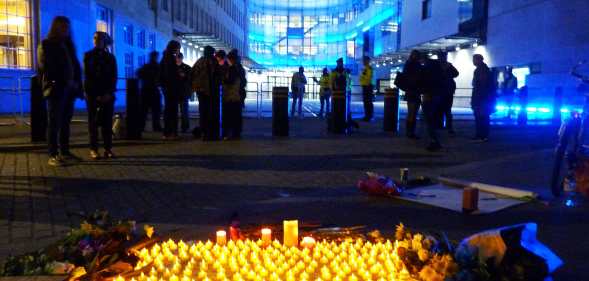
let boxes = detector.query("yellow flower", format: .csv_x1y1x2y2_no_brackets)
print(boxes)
417,249,429,262
144,225,155,238
395,223,406,241
70,266,87,279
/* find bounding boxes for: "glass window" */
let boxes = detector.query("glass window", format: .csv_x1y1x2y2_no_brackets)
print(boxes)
161,0,168,11
422,0,432,20
124,52,134,78
148,33,156,50
123,24,134,46
96,4,113,35
137,29,146,49
0,0,32,69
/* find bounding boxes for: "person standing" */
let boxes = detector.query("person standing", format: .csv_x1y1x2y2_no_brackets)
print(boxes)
192,46,221,141
229,49,247,135
501,66,518,119
221,51,244,140
313,68,331,117
359,56,374,121
438,52,459,136
137,51,162,132
176,53,192,133
159,40,182,140
402,50,423,139
37,16,83,166
291,66,307,118
471,54,495,142
83,32,117,160
420,54,445,151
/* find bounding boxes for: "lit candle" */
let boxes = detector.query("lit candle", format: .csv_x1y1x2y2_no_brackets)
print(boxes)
217,230,227,246
283,220,298,247
261,228,272,246
300,236,316,249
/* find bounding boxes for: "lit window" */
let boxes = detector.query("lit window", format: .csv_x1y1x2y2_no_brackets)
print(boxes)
422,0,432,20
0,0,32,69
96,5,113,34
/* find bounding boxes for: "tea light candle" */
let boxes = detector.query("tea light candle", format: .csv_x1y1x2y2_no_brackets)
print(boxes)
283,220,298,247
261,228,272,246
217,230,227,245
300,236,316,249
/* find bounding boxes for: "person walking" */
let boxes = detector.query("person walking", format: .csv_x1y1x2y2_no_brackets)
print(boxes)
159,40,182,140
83,31,117,160
420,53,445,151
471,54,495,142
192,46,221,141
137,51,162,132
402,50,423,139
176,53,192,133
438,51,459,136
313,68,331,117
360,56,374,121
291,66,307,118
221,51,244,140
37,16,83,166
501,66,518,119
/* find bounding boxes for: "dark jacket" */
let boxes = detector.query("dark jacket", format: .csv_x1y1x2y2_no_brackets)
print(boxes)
471,62,495,109
37,38,82,98
178,63,192,98
222,64,242,103
330,66,347,92
137,61,160,91
159,52,182,92
402,60,422,103
419,58,445,98
440,61,459,96
83,48,117,97
192,55,221,95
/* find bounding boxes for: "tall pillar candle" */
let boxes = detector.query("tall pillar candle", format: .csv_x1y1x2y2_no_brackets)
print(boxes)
261,228,272,246
216,230,227,245
283,220,298,247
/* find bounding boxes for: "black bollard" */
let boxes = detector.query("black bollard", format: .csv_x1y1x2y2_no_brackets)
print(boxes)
553,87,563,127
272,87,289,136
383,88,399,132
126,78,142,139
30,75,47,142
330,90,348,134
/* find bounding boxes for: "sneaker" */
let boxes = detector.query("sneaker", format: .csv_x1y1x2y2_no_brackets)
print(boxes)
48,156,64,167
103,150,115,159
89,150,100,160
61,152,82,162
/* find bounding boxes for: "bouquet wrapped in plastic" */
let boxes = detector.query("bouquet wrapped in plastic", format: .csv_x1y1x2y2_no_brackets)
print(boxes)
357,172,403,196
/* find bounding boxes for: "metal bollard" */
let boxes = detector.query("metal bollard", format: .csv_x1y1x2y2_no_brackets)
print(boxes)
30,75,47,142
126,78,142,139
330,90,348,134
272,87,289,136
383,88,399,132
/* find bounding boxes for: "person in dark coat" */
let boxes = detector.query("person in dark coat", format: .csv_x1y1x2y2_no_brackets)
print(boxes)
137,51,162,132
420,54,445,152
438,51,459,135
471,54,495,142
221,51,244,140
160,40,182,139
501,66,518,119
192,46,221,141
176,53,193,133
402,50,423,139
83,32,117,160
37,16,83,166
228,49,248,109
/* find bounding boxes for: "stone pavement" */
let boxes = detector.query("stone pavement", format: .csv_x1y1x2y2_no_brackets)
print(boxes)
0,116,586,279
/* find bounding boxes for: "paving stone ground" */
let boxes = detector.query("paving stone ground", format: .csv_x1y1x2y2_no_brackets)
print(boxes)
0,116,586,280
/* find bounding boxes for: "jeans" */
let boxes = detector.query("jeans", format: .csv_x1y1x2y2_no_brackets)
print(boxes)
86,97,114,151
291,90,303,117
406,101,421,136
319,90,331,116
362,85,374,119
163,90,179,137
180,95,190,132
422,95,440,145
141,88,162,131
473,107,491,138
47,91,75,156
222,101,243,138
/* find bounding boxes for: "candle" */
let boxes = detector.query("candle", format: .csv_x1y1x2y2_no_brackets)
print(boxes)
261,228,272,246
217,230,227,245
283,220,298,247
300,236,316,249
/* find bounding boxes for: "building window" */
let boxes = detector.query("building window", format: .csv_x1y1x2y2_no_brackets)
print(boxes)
124,52,134,78
0,0,32,69
422,0,432,20
148,33,156,50
137,30,146,49
137,54,146,67
96,4,113,35
161,0,168,11
123,24,134,46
